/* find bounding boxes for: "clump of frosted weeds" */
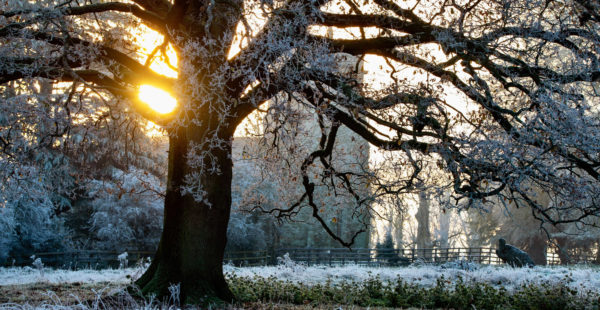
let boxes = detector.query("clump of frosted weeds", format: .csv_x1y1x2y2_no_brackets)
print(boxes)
128,257,152,282
31,255,44,278
167,283,180,307
440,259,480,271
117,252,128,269
277,253,306,272
0,282,187,309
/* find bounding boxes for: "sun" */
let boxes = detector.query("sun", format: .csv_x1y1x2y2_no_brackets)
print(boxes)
138,85,177,114
133,28,178,115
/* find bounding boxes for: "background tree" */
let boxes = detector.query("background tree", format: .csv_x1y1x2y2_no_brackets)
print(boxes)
2,0,600,304
415,188,433,258
375,229,409,265
231,96,371,249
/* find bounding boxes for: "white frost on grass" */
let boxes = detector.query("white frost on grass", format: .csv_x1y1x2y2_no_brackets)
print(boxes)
1,262,599,294
223,262,600,293
0,266,139,286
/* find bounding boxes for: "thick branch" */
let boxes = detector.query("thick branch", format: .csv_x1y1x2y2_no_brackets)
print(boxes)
3,30,177,93
131,0,171,18
0,66,174,125
300,123,367,247
319,13,414,29
63,2,167,32
1,2,167,33
320,36,436,54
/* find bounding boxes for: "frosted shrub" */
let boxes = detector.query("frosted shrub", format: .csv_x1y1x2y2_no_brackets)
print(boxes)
168,283,181,306
118,252,128,269
226,213,268,253
440,259,480,271
88,168,164,251
0,167,66,263
277,253,305,272
129,257,152,281
30,255,44,277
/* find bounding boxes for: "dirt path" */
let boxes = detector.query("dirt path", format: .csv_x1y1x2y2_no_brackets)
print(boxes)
0,282,124,305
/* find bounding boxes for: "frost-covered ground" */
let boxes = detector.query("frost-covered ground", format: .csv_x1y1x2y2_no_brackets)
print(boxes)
0,266,142,286
224,262,600,293
1,262,599,294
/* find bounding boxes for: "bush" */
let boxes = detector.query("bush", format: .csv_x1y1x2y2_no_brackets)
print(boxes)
226,273,599,309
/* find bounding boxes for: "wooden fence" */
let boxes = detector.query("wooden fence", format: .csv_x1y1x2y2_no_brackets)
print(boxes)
276,247,505,266
224,250,270,266
546,251,598,265
277,247,600,266
5,247,598,268
6,250,270,269
25,250,154,269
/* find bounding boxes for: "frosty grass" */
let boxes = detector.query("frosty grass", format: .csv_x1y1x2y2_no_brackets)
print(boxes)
1,261,598,294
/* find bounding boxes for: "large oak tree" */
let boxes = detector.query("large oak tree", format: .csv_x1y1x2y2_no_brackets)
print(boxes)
2,0,600,304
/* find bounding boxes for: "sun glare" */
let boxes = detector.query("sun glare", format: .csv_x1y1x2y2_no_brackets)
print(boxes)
138,85,177,114
132,27,179,115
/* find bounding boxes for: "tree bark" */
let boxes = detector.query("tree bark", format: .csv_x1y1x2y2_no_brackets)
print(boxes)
555,237,571,265
437,208,450,248
525,234,547,266
416,190,432,259
135,125,235,304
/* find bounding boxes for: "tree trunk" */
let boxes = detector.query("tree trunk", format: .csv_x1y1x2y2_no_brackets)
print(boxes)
392,207,404,249
525,234,547,266
416,190,432,259
437,208,450,248
555,237,571,265
135,125,235,304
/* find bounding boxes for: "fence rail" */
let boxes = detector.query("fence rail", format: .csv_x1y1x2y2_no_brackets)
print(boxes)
546,251,598,265
276,247,505,266
5,250,270,269
23,250,154,269
4,247,598,269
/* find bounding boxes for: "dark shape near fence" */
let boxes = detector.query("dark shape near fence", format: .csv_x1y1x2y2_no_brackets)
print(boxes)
495,238,535,267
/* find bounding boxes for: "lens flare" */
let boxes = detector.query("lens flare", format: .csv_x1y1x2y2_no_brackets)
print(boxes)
138,85,177,114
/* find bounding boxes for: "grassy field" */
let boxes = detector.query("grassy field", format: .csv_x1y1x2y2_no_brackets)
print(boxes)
0,282,413,309
1,263,598,309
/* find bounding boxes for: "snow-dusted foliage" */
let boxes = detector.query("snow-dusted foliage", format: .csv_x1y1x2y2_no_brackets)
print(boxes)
0,73,167,256
87,168,164,251
0,0,169,256
226,212,268,252
224,263,600,293
1,264,599,295
0,166,65,263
